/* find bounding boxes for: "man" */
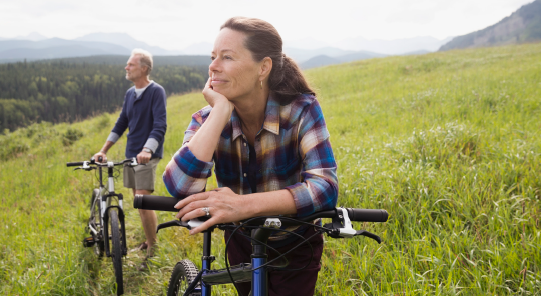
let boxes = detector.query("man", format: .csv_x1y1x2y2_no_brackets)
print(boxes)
94,48,167,271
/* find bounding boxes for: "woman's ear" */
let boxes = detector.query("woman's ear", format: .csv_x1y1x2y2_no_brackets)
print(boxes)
259,57,273,80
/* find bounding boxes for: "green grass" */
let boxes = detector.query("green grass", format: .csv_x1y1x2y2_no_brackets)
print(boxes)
1,43,540,295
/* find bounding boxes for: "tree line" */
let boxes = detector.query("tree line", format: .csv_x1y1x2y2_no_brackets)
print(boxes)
0,59,208,131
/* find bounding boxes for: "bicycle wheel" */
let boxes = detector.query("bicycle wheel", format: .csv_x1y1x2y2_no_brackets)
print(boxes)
90,188,99,209
167,259,200,296
109,209,124,295
90,189,104,257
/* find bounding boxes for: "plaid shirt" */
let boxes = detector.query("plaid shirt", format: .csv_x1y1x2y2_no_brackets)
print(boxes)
163,94,338,218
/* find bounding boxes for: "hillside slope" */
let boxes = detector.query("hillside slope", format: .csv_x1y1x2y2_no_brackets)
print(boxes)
440,0,541,51
1,43,540,295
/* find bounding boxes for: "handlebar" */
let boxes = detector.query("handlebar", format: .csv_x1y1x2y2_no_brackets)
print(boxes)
134,194,181,212
66,158,138,169
133,194,389,223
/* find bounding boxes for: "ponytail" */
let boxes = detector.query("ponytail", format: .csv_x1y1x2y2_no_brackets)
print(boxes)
268,53,315,105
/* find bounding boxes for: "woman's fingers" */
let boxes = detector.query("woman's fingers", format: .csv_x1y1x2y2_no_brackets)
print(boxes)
173,187,243,233
204,76,212,90
174,191,211,209
175,199,209,220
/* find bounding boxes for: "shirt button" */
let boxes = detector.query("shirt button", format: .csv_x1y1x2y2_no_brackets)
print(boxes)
243,173,247,177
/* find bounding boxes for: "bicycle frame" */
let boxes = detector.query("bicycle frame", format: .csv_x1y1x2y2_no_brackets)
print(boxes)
188,228,273,296
94,162,128,257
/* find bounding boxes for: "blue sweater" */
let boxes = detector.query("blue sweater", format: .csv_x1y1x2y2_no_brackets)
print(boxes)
110,82,167,159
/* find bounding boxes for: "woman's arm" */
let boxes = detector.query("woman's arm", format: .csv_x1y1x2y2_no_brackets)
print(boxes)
187,78,234,161
163,78,234,198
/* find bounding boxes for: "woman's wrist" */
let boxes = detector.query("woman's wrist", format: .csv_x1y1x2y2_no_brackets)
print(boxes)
213,100,234,114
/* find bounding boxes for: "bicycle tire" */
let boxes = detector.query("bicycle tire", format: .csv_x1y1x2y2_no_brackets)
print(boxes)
167,259,201,296
109,209,124,295
90,189,104,257
90,188,99,209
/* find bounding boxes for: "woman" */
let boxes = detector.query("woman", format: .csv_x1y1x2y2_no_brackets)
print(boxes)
163,16,338,295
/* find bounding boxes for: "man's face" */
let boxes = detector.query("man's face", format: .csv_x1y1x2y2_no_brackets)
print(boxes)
125,54,146,82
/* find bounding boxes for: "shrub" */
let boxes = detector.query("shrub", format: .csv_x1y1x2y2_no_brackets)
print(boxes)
62,128,84,146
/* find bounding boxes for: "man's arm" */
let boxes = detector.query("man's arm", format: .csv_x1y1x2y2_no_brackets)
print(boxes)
137,86,167,164
94,94,130,162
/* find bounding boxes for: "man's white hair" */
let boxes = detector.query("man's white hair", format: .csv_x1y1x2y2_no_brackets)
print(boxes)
131,48,153,76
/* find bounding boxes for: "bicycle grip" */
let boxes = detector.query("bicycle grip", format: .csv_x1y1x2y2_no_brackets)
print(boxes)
345,208,388,222
133,195,181,212
66,162,84,167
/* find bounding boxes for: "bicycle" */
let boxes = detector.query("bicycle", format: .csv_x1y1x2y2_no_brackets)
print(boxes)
133,194,388,296
66,157,138,295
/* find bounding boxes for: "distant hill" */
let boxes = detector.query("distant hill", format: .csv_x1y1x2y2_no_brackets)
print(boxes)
0,45,127,61
0,33,188,63
35,55,211,67
300,50,386,69
336,36,454,55
0,38,131,62
74,32,182,55
284,47,357,63
440,0,541,51
301,55,341,69
181,42,213,55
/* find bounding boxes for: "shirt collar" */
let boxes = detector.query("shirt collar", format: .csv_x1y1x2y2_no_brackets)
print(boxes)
229,95,280,142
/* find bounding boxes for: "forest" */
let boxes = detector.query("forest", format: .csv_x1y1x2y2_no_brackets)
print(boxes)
0,58,208,131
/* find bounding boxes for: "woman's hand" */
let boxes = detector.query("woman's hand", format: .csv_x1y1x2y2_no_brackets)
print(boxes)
202,77,233,110
174,187,248,234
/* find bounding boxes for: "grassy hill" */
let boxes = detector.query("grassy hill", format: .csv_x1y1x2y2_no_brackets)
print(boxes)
1,43,540,295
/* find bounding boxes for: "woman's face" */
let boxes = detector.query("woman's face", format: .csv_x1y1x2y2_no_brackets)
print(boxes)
209,28,263,102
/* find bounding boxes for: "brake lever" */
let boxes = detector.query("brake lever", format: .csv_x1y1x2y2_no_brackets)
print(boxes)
355,230,382,244
157,220,190,233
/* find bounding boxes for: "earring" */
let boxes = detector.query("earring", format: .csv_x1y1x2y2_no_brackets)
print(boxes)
260,80,263,89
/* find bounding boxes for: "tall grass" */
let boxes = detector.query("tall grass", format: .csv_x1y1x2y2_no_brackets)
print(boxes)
0,43,540,295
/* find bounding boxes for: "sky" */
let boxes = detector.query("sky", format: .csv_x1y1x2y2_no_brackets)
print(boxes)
0,0,534,50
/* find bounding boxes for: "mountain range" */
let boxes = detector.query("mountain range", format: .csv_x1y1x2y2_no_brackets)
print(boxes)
440,0,541,51
0,32,451,67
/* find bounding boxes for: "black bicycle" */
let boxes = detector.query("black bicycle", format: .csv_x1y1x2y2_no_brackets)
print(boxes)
67,157,138,295
134,194,388,296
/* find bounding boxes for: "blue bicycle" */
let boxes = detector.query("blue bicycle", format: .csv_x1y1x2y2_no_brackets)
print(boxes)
134,195,388,296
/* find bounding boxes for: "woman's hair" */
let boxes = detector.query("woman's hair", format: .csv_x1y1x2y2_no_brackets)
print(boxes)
220,17,315,104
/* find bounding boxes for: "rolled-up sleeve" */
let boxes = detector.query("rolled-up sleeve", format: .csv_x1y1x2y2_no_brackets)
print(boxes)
163,145,214,198
285,100,338,217
163,108,214,198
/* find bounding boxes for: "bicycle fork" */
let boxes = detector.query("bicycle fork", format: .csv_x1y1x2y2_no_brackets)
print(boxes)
101,163,127,257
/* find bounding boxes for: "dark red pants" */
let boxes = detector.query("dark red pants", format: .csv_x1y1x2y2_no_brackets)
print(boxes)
224,226,324,296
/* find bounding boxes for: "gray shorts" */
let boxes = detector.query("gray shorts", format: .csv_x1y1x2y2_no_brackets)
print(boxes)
123,158,160,191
